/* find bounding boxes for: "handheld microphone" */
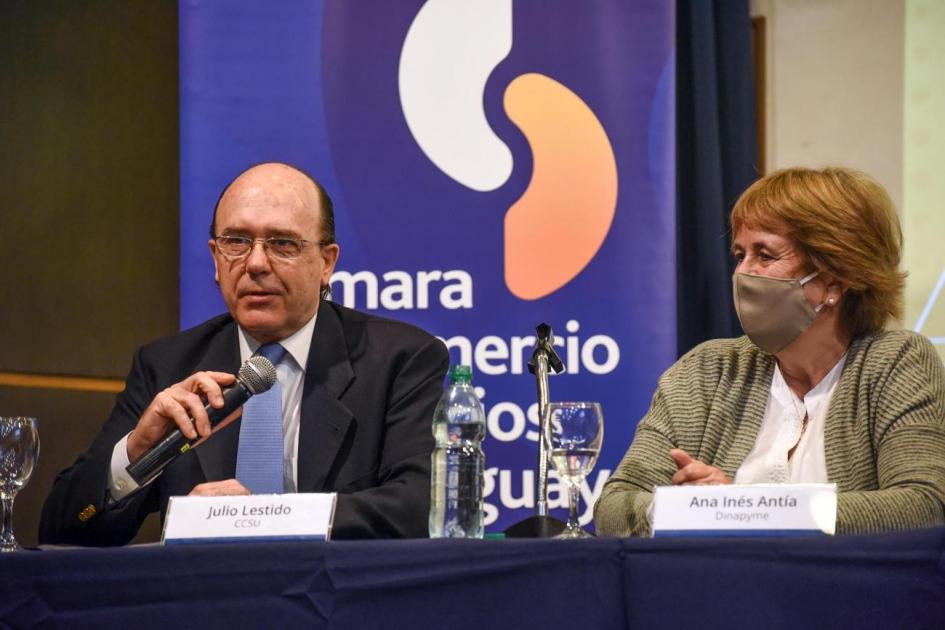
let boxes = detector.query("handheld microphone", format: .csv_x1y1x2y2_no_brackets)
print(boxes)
125,355,277,486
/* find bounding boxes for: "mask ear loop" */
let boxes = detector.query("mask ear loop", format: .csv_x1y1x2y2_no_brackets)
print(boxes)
799,270,819,285
799,270,825,312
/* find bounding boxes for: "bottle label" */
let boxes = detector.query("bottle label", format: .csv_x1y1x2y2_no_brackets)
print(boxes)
430,446,484,538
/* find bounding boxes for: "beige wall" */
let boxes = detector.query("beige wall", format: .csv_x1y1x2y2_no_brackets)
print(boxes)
751,0,945,355
751,0,904,209
901,0,945,347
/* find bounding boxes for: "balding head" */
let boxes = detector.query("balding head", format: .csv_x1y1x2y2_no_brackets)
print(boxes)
208,162,340,343
211,162,335,248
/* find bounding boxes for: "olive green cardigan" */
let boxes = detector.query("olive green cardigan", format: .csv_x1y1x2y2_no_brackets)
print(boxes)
594,330,945,537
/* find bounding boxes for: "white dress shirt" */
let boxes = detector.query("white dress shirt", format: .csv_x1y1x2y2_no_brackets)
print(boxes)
734,354,846,484
107,313,317,500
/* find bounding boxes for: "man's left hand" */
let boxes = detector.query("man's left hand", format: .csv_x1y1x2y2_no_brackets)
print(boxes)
188,479,251,496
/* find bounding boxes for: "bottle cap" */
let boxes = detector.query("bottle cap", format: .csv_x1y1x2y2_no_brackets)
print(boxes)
449,365,473,384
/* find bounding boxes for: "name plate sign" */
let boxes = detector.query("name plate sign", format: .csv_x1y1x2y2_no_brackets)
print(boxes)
162,493,337,545
651,483,837,537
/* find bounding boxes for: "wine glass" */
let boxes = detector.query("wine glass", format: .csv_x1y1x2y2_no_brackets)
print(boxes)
544,402,603,538
0,416,40,552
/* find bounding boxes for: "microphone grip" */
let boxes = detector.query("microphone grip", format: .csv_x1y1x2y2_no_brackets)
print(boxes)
125,381,251,486
125,427,190,487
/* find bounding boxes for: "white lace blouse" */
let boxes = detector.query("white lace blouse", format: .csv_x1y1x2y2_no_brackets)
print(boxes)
734,355,846,484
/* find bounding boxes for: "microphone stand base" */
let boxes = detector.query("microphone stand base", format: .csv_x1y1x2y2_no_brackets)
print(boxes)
503,515,567,538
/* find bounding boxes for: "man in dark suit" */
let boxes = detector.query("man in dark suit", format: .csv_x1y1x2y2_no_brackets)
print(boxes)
40,162,449,544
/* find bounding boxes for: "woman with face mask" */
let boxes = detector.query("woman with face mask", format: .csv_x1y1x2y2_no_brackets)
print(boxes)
595,167,945,536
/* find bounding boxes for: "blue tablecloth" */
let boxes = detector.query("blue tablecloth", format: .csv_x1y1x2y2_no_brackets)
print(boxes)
2,528,944,629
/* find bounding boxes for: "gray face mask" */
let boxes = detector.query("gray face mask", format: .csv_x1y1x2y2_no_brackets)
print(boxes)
733,271,823,354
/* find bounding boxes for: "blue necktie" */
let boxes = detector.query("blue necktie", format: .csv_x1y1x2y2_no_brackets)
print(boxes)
235,343,287,494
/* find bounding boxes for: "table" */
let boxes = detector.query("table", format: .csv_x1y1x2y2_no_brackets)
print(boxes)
2,528,944,629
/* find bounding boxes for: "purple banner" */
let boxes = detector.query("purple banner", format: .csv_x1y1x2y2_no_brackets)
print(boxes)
180,0,675,532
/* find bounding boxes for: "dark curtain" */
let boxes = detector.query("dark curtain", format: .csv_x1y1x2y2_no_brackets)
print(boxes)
676,0,759,356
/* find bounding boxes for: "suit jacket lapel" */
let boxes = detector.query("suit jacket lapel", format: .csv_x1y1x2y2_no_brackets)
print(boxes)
193,319,243,482
297,302,355,492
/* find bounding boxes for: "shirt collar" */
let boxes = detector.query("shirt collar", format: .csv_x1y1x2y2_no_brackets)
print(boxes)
771,352,847,408
237,311,317,370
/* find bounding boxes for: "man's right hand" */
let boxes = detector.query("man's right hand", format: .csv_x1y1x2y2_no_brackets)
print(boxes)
127,371,236,463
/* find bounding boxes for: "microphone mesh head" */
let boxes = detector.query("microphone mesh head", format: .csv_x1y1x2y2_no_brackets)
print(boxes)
240,356,277,394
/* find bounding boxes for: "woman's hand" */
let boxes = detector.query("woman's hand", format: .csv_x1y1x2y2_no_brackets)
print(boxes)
669,449,732,485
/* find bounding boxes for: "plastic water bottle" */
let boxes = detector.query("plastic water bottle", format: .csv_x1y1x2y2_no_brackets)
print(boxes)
429,365,485,538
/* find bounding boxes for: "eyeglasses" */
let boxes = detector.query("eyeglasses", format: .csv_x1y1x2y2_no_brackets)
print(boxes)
213,235,328,261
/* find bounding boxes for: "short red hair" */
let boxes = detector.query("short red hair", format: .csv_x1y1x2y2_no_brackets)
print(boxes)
731,167,905,337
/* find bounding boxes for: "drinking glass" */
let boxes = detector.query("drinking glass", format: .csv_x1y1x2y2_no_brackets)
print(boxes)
544,402,603,538
0,416,40,552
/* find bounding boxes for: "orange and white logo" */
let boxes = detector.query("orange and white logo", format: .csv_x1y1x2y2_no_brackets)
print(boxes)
398,0,618,300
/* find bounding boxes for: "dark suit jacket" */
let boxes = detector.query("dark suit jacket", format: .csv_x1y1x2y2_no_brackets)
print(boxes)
39,301,449,544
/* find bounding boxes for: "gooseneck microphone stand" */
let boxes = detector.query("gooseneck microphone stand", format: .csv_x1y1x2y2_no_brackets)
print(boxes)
503,323,567,538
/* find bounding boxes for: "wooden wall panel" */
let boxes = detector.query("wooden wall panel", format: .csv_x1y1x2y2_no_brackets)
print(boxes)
0,0,180,379
0,0,178,546
1,386,161,547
